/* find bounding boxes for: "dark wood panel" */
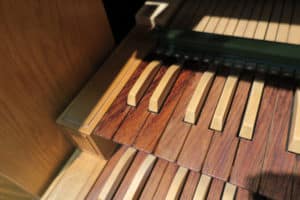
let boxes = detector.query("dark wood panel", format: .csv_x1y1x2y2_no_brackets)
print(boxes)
177,68,228,171
259,78,295,199
180,171,200,200
230,76,278,191
93,61,148,139
154,67,204,161
133,66,193,152
202,72,253,180
113,67,166,145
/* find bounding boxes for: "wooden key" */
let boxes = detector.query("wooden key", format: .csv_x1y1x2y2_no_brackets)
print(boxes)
165,167,189,200
259,78,295,199
127,60,161,106
239,73,265,140
134,67,193,153
288,88,300,154
149,64,181,113
276,0,293,43
153,163,179,200
155,69,204,161
203,72,252,180
184,67,216,124
180,172,200,200
236,188,255,200
222,183,237,200
193,174,212,200
244,0,265,38
206,179,224,200
178,69,228,171
254,0,274,39
139,159,169,200
214,0,237,34
265,0,284,41
193,0,218,32
210,70,240,132
230,76,278,191
204,0,228,33
98,147,137,200
288,1,300,44
113,67,166,145
120,154,156,200
94,62,148,139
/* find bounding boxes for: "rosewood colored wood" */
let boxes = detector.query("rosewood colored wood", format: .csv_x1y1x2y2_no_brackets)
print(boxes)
139,159,169,200
230,76,278,192
259,78,295,200
236,188,254,200
177,68,228,171
180,171,200,200
152,163,178,200
94,61,149,139
154,68,204,161
202,72,253,181
292,156,300,200
113,67,166,145
133,66,194,153
206,179,224,200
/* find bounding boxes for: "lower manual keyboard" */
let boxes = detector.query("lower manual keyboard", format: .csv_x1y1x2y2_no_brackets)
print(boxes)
86,146,268,200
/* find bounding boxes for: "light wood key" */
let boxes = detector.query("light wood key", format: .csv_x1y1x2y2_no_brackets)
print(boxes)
149,64,181,113
128,60,161,106
222,183,237,200
210,70,240,131
165,167,188,200
288,88,300,154
193,174,212,200
239,73,265,140
185,67,216,124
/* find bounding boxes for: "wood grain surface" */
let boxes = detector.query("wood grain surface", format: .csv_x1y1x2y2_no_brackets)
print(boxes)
179,171,200,200
206,179,224,200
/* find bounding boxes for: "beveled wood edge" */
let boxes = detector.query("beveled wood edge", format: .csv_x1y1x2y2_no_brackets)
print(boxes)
57,26,156,136
41,149,107,200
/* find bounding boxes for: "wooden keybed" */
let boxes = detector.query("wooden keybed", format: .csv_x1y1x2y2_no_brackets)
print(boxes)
58,0,300,199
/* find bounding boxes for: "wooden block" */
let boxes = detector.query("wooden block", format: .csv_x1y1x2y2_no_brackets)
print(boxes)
42,149,106,200
127,60,161,106
184,67,216,124
114,153,156,200
149,64,181,113
193,174,212,200
153,163,178,200
178,69,228,171
203,73,252,180
98,147,137,200
221,183,237,200
180,172,200,200
288,88,300,154
93,61,149,139
113,67,166,145
206,179,224,200
154,69,204,161
230,76,278,191
139,159,169,200
239,74,265,140
210,70,240,132
165,167,189,200
134,67,193,152
259,79,295,199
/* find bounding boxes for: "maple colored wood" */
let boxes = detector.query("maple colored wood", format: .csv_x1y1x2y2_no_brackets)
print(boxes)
113,67,167,145
193,0,219,31
139,159,169,200
180,171,200,200
177,69,228,171
288,1,300,44
288,88,300,154
127,60,161,106
206,179,224,200
222,183,237,200
276,0,293,42
193,174,212,200
154,68,204,161
149,64,181,113
203,72,252,180
133,65,194,153
230,76,278,192
152,163,178,200
165,167,189,200
259,78,296,200
204,0,229,33
93,61,148,139
214,0,238,34
265,0,284,41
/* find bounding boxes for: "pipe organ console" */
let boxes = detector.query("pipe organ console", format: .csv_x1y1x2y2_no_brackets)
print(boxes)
58,0,300,199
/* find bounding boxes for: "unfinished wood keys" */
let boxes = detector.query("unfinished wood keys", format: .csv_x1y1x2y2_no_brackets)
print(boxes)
288,88,300,154
193,174,212,200
239,73,265,140
222,183,237,200
165,167,188,200
128,60,161,106
184,67,216,124
149,64,181,113
210,70,240,131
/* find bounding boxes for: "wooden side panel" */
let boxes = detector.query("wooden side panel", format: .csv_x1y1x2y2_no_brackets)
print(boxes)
0,0,114,196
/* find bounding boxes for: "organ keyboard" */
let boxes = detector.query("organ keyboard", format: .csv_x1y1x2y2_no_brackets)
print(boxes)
59,0,300,199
